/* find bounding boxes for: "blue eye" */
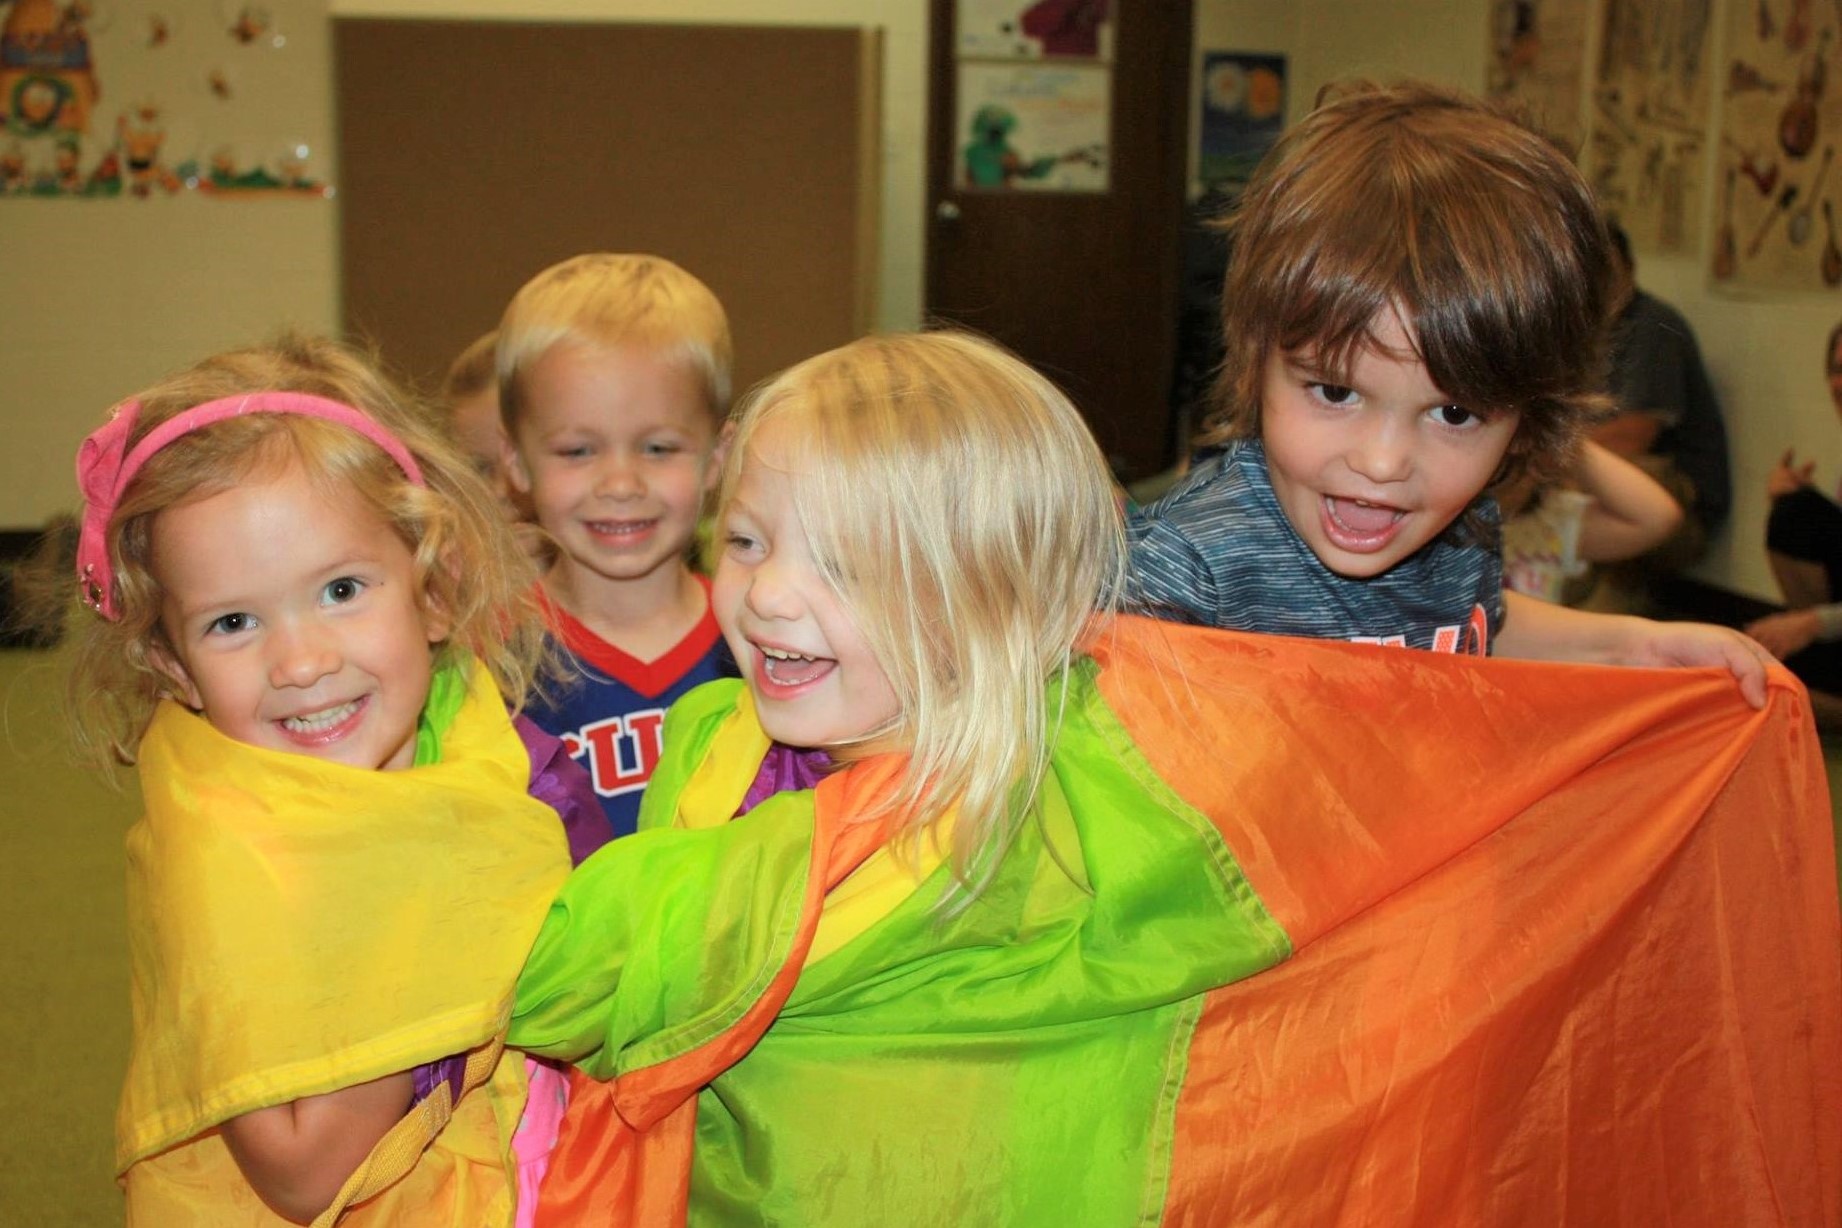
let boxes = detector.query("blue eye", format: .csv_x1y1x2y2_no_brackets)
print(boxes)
645,440,684,457
724,531,761,555
322,577,365,605
208,612,253,636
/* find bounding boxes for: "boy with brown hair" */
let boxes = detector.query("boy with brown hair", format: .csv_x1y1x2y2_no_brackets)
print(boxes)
499,252,733,835
1128,80,1767,700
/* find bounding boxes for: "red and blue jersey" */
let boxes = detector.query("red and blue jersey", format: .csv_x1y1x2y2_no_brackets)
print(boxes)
526,582,734,838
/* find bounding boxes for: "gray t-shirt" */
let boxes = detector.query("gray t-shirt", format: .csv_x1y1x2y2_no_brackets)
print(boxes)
1126,441,1504,654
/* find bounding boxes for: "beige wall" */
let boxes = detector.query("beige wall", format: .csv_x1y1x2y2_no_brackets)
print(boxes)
0,0,928,532
3,0,1833,601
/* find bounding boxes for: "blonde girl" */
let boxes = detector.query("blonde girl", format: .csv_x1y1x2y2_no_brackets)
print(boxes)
60,334,605,1226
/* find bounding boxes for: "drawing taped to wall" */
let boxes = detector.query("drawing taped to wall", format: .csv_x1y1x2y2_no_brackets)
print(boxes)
1485,0,1590,150
1715,0,1842,291
0,0,328,199
1585,0,1713,256
957,60,1109,192
957,0,1113,62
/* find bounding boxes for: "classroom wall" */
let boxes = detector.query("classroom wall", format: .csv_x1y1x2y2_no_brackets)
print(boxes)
1,0,1833,602
0,0,928,534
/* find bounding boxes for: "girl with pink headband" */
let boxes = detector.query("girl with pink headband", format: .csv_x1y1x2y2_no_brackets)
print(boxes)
48,334,610,1225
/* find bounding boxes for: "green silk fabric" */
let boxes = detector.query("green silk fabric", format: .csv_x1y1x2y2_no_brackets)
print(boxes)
511,663,1292,1225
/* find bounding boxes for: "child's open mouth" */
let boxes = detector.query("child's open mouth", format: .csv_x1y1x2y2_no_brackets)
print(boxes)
754,645,836,694
275,696,367,746
585,518,658,545
1322,495,1406,552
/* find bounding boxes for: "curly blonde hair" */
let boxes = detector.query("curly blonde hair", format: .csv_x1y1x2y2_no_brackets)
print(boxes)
719,331,1126,898
55,332,547,766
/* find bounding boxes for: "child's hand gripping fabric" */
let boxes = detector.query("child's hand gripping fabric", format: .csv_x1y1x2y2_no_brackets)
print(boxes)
1498,590,1773,708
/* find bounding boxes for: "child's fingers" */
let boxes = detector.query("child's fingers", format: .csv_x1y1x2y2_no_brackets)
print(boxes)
1724,633,1772,709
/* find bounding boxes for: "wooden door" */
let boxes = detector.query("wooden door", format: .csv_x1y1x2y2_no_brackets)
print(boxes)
926,0,1194,480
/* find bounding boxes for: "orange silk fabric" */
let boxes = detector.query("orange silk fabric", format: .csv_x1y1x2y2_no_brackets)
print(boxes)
1091,622,1841,1227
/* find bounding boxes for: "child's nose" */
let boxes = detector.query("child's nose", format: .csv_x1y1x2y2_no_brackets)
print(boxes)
743,565,800,620
1347,419,1413,483
594,453,644,500
269,625,341,688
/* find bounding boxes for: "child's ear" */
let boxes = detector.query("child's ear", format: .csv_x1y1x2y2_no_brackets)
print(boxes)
420,563,457,646
148,642,203,710
503,437,533,495
703,421,734,494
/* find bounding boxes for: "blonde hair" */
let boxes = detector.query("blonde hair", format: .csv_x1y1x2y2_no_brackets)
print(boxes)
1208,79,1615,503
720,331,1126,896
441,329,498,405
497,253,732,426
56,332,547,767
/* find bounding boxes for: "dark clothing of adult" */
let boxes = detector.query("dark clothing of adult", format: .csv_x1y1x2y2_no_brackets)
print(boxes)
1607,290,1731,536
1767,485,1842,693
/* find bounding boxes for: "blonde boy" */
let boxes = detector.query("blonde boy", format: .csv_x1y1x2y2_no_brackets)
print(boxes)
499,253,732,836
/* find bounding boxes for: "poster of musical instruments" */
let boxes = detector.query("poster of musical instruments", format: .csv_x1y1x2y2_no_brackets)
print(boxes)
1715,0,1842,291
1486,0,1591,152
1585,0,1715,256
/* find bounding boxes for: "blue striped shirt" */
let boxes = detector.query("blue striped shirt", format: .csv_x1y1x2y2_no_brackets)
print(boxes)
1126,441,1502,654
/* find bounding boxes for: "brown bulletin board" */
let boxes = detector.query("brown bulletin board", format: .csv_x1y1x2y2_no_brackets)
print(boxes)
333,19,880,396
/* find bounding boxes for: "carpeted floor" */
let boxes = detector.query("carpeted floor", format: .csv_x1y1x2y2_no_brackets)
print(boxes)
0,650,136,1225
1,647,1839,1225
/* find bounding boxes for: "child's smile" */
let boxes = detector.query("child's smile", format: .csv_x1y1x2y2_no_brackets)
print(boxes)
754,643,836,692
1260,308,1520,579
713,424,901,754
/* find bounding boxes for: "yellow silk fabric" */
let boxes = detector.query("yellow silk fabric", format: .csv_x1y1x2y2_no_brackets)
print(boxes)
118,663,570,1226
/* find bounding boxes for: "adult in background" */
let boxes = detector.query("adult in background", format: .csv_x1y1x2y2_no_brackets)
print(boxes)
1594,220,1732,574
1745,321,1842,720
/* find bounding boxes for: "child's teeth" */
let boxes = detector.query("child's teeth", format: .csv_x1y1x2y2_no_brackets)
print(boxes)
761,647,814,661
282,699,360,732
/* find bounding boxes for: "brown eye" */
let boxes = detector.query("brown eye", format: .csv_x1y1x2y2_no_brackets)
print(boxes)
1430,405,1478,428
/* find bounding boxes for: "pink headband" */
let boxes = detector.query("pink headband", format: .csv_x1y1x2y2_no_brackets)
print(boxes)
75,391,426,620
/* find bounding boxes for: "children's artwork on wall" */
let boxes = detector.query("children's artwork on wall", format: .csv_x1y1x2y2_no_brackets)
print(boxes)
957,60,1109,193
1714,0,1842,292
956,0,1112,62
1485,0,1590,151
0,0,328,200
1196,51,1283,195
1585,0,1713,256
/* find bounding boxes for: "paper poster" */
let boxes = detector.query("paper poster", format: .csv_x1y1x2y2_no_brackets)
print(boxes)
1196,52,1284,194
1,1,330,200
957,61,1109,193
1713,0,1842,292
1485,0,1591,150
956,0,1113,62
1585,0,1714,255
